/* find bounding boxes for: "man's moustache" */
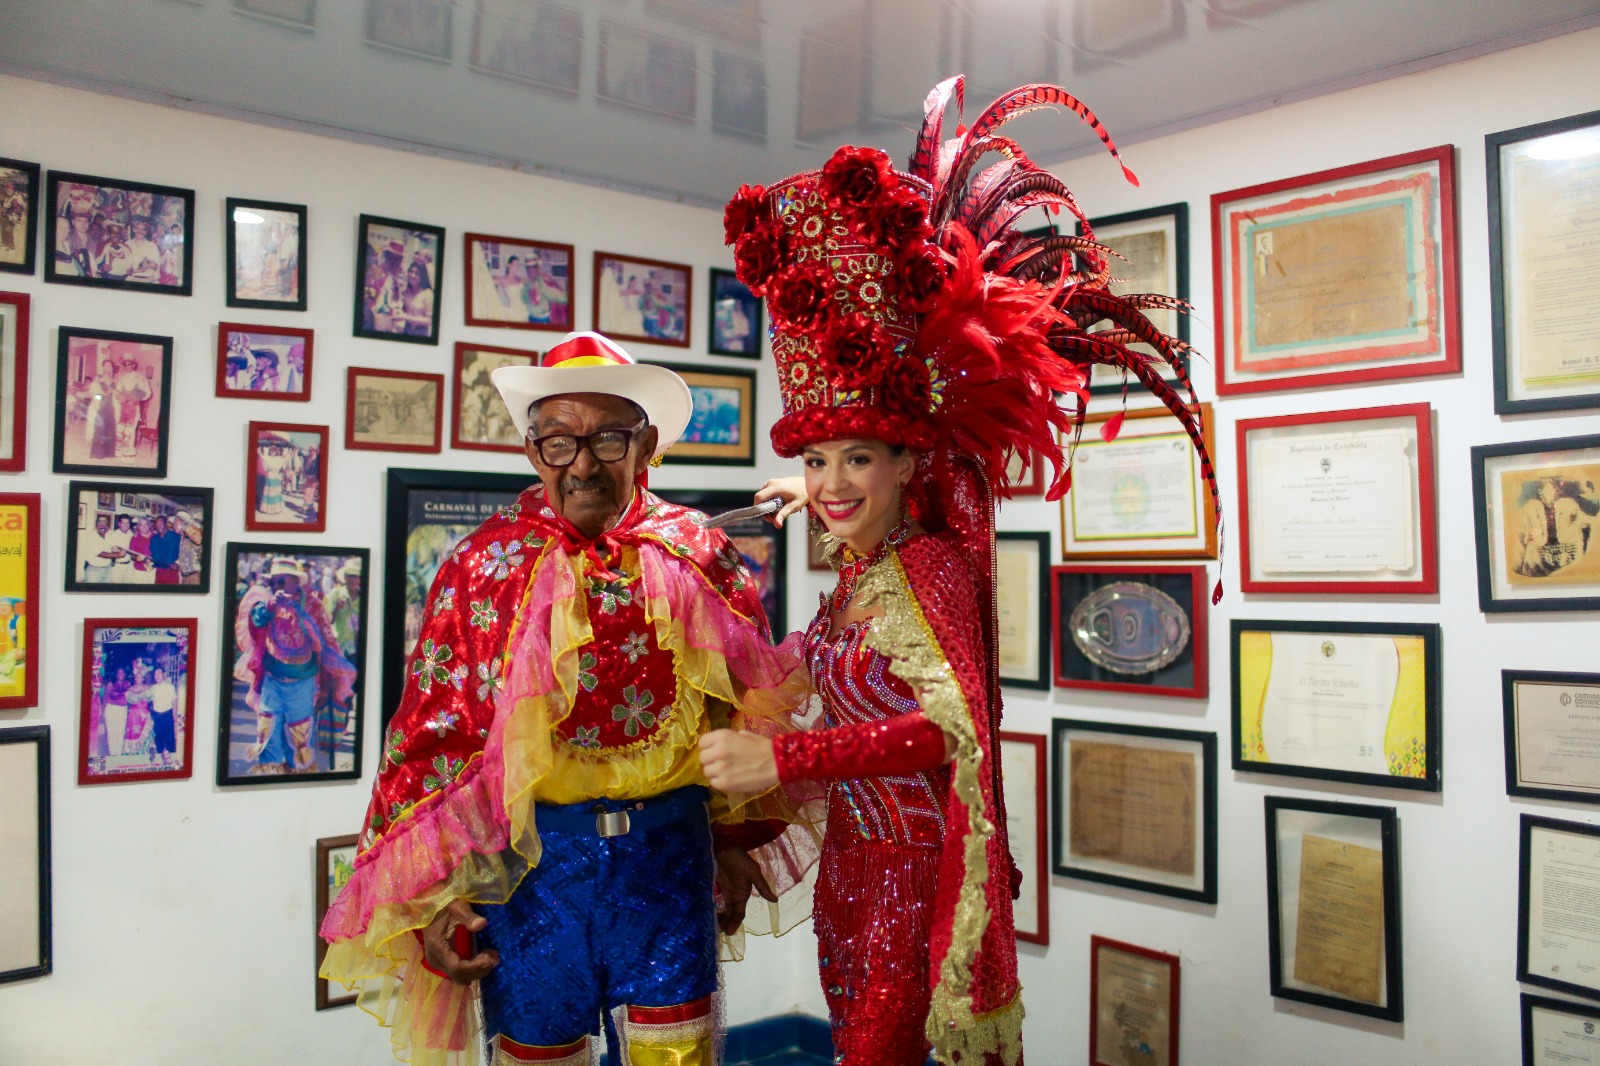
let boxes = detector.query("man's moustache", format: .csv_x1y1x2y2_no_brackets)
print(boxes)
562,477,611,494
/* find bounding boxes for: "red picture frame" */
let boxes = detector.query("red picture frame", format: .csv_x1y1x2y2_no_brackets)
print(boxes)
592,251,692,348
0,291,30,472
1089,935,1180,1066
344,366,443,454
1052,564,1209,699
997,731,1049,946
462,232,574,332
77,617,198,785
0,492,40,709
1211,145,1460,395
215,321,313,401
451,341,537,454
1236,402,1437,595
245,421,329,533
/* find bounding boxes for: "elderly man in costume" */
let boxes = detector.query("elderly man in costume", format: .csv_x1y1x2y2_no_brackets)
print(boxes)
320,332,814,1066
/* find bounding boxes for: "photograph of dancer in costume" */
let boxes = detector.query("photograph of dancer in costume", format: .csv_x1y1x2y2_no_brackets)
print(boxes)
319,332,820,1066
700,76,1223,1066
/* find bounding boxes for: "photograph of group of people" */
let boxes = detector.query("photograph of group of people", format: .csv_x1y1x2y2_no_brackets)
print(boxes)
222,327,308,396
81,623,193,781
251,427,324,529
50,178,186,287
0,163,30,270
59,334,167,472
72,488,206,588
466,236,570,329
595,254,688,343
356,218,440,340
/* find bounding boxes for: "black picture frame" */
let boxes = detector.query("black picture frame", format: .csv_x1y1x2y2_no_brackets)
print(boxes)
651,487,789,641
707,267,762,357
1076,201,1189,396
1519,813,1600,1002
1522,992,1600,1065
63,480,215,594
0,723,51,985
226,196,308,311
216,542,371,786
996,531,1050,691
53,327,174,479
1231,619,1442,792
1265,795,1402,1021
43,169,194,295
352,213,445,345
1471,434,1600,614
0,157,41,276
1503,669,1600,805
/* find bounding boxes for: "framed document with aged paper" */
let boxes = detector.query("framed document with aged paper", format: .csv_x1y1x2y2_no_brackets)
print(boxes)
0,724,50,985
1520,814,1600,1002
1053,565,1207,699
1090,936,1179,1066
1504,670,1600,804
1472,434,1600,613
1522,992,1600,1065
1212,146,1460,395
1488,109,1600,415
1232,619,1441,791
996,532,1050,691
1077,203,1189,397
1060,405,1218,560
1051,719,1217,903
998,731,1049,946
1265,796,1401,1021
1237,403,1437,594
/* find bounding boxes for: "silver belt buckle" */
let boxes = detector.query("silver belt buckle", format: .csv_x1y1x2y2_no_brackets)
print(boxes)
595,809,631,837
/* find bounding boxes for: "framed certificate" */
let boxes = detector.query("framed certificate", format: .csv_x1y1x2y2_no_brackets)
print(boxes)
1090,936,1179,1066
1236,403,1437,594
1212,145,1460,395
1231,619,1441,792
1060,404,1218,560
998,731,1049,946
1504,670,1600,804
1265,796,1401,1021
1471,434,1600,613
1053,565,1207,699
996,532,1050,691
1051,719,1217,903
0,724,50,985
1519,814,1600,1002
1488,109,1600,415
1522,992,1600,1065
1076,202,1189,397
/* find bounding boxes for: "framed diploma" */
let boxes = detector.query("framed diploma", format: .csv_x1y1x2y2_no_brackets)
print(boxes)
1472,434,1600,613
1519,814,1600,1002
1060,405,1218,560
998,731,1049,946
1488,109,1600,415
1053,565,1207,699
996,532,1050,691
1265,796,1401,1021
1051,719,1217,903
1236,403,1437,594
1522,992,1600,1065
0,724,50,985
1232,619,1441,792
1211,145,1460,396
1504,670,1600,804
1090,936,1179,1066
1076,202,1189,397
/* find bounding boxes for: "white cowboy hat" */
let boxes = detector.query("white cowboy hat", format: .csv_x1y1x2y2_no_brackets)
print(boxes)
491,332,691,459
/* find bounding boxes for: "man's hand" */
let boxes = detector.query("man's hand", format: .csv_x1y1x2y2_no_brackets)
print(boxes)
421,899,499,985
754,478,807,528
699,729,779,793
714,848,777,935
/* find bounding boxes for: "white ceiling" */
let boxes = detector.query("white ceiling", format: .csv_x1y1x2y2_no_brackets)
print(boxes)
3,0,1598,208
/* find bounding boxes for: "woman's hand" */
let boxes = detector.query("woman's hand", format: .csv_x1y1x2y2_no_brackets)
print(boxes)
754,477,808,528
699,729,779,792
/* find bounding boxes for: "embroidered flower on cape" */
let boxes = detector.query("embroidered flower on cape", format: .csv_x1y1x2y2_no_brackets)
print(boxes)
611,685,657,738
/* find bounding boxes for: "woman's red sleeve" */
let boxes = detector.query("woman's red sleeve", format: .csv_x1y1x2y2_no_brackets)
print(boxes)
772,712,947,783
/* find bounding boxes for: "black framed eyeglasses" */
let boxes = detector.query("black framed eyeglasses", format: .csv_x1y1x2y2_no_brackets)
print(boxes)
527,421,647,467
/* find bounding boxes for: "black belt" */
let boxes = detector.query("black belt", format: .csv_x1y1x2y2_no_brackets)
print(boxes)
535,785,709,839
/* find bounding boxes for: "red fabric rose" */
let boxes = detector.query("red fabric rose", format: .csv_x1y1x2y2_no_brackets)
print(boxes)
722,184,767,246
768,261,837,332
733,218,786,295
877,355,935,418
859,187,931,250
819,146,894,213
816,313,896,390
893,243,951,313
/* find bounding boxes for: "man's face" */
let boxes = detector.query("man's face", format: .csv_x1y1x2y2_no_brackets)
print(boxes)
524,393,657,539
155,517,167,534
270,572,302,601
95,516,109,535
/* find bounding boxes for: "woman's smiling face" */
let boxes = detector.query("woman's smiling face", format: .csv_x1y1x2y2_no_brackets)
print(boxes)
803,438,916,554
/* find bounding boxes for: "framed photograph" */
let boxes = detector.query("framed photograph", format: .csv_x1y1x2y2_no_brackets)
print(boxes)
353,214,444,344
711,51,767,142
215,322,313,401
0,494,39,710
452,342,536,453
1265,796,1402,1021
469,0,582,94
1077,202,1189,396
44,170,193,295
807,522,833,572
0,290,31,472
1232,619,1441,791
64,481,214,594
225,197,306,310
1472,434,1600,613
996,532,1050,691
594,251,691,348
77,619,197,785
0,724,50,985
53,328,173,478
233,0,318,29
645,363,755,465
382,468,536,723
1051,718,1217,903
1090,936,1178,1066
365,0,452,60
345,367,443,453
708,268,761,357
315,833,359,1009
1504,670,1600,804
1053,565,1208,699
464,232,573,332
1488,109,1600,415
1522,992,1600,1065
1521,814,1600,1002
999,731,1049,946
246,422,328,533
653,488,788,640
217,542,370,785
1211,145,1460,395
598,22,696,123
0,158,40,276
1236,402,1438,594
1060,404,1218,560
